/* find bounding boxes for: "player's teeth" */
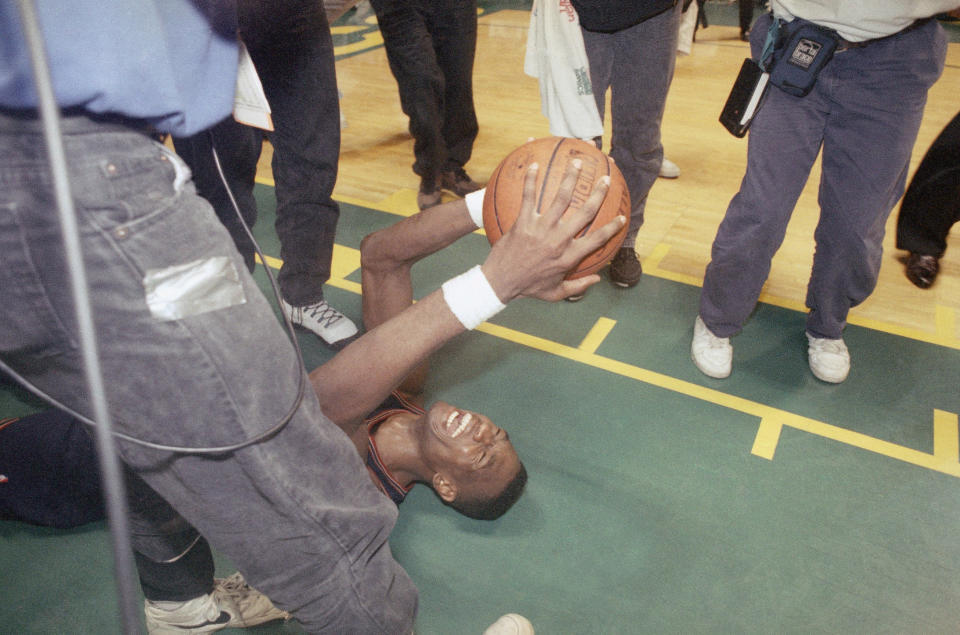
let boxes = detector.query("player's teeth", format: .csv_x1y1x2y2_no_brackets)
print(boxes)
445,411,457,431
452,412,472,438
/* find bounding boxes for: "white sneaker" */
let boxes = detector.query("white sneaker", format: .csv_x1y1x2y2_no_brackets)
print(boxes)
280,297,359,349
806,333,850,383
659,157,681,179
144,572,289,634
691,316,732,378
483,613,535,635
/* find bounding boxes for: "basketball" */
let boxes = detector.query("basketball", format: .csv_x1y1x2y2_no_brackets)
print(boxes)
482,137,630,279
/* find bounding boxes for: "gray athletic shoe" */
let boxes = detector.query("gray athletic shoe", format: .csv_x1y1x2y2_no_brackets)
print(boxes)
144,572,289,634
281,297,359,349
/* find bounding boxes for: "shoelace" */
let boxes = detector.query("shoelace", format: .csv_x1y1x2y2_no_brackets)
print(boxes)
614,248,638,262
303,301,345,327
215,573,249,600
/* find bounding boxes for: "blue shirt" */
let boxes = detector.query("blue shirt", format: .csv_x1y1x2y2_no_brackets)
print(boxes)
0,0,239,136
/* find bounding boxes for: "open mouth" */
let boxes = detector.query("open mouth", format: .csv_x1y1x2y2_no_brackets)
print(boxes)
444,409,474,438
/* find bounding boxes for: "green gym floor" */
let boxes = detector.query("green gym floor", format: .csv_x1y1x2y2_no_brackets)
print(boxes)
3,183,960,634
4,4,960,634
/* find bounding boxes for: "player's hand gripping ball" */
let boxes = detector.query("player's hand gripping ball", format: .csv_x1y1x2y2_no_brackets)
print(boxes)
482,137,630,279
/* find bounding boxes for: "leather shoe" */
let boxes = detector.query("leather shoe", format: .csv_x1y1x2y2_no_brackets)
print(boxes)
441,167,483,197
905,252,939,289
417,178,442,210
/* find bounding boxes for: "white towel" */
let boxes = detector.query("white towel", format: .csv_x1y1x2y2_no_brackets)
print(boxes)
524,0,604,140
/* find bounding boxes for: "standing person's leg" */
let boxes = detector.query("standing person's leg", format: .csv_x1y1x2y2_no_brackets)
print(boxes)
896,170,960,288
0,115,417,632
172,118,262,273
428,0,482,195
581,28,613,144
0,408,286,630
601,4,680,288
896,110,960,260
698,91,824,338
738,0,753,40
240,0,358,348
606,4,679,244
692,15,824,379
697,16,824,340
369,0,448,209
806,20,947,341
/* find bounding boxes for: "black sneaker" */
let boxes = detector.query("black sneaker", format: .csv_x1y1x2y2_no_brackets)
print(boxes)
441,167,483,197
609,247,642,288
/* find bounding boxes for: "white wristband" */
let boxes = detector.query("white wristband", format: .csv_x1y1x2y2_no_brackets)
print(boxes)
441,265,505,330
464,187,486,229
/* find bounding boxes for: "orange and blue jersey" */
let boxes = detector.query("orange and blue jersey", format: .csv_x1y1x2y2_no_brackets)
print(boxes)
364,391,424,505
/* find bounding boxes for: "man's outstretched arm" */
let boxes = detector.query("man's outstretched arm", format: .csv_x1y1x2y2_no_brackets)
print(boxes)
311,160,624,434
360,192,483,395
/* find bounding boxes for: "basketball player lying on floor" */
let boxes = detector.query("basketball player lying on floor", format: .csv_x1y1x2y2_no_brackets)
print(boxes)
0,387,523,525
2,161,622,530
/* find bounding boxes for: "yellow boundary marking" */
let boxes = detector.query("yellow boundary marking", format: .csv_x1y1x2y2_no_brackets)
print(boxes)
251,184,960,477
578,318,617,354
933,409,959,463
751,418,783,460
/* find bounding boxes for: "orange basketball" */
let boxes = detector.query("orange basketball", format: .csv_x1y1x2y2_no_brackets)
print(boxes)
482,137,630,279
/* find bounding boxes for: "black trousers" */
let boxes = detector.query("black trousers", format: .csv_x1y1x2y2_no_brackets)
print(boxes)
369,0,479,185
896,110,960,257
173,0,342,306
0,409,215,601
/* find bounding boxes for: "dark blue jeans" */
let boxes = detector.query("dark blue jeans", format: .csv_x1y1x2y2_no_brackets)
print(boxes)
173,0,343,306
700,15,946,340
369,0,479,185
0,111,416,632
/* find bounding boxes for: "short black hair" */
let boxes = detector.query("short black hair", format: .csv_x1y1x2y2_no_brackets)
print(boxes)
448,462,528,521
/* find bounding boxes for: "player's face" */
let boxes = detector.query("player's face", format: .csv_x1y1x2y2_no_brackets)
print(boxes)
422,401,521,501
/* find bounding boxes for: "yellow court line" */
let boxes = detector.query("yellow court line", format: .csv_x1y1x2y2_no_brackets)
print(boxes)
933,409,959,463
578,318,617,354
476,320,960,479
256,250,960,479
751,417,783,460
332,30,384,57
643,242,670,271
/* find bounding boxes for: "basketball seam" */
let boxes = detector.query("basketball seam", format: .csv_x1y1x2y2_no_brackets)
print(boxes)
535,138,566,217
491,162,505,238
